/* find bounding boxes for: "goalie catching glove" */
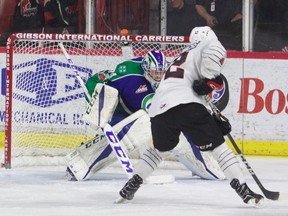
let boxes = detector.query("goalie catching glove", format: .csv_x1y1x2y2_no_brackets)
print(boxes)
192,75,223,95
82,83,118,128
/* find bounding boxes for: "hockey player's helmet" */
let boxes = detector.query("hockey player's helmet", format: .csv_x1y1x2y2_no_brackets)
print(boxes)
142,50,167,90
189,26,218,44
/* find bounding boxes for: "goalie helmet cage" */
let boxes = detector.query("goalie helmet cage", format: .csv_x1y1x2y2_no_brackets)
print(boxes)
3,33,190,169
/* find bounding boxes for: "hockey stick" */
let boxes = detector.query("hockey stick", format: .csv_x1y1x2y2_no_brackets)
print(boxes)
204,95,280,200
58,42,134,178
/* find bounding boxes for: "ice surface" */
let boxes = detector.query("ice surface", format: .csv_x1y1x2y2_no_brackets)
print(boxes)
0,157,287,216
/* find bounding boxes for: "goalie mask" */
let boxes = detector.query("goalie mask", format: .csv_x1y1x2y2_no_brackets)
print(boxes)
142,50,167,90
189,26,218,44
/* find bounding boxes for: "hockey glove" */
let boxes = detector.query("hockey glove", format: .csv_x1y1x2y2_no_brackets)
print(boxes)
213,113,231,136
192,75,223,95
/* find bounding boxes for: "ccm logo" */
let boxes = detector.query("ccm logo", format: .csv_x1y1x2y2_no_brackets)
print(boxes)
105,130,133,173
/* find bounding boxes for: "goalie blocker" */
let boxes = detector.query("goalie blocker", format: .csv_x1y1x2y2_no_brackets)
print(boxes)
65,82,225,181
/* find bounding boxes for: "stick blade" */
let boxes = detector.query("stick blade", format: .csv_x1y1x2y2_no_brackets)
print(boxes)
264,190,280,200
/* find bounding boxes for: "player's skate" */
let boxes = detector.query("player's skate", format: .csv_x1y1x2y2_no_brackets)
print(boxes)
230,178,264,207
119,174,143,201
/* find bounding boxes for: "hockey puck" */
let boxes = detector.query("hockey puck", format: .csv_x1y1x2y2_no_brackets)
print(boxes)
144,175,175,184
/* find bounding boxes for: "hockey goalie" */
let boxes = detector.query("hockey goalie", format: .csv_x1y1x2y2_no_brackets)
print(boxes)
65,50,228,181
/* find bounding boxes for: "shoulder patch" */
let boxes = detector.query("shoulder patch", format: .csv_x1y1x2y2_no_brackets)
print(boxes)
118,65,127,73
135,84,148,94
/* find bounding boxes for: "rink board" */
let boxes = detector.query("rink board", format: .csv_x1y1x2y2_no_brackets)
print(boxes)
0,49,287,156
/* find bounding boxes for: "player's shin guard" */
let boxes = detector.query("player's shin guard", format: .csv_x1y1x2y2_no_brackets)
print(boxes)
211,142,244,183
134,147,163,180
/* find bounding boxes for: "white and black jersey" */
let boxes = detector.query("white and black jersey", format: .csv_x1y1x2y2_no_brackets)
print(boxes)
149,38,227,151
149,39,226,118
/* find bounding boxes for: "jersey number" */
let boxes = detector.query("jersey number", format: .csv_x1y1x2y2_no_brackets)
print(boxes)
164,51,188,80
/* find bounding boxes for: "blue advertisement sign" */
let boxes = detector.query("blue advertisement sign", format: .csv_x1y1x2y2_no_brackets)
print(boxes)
1,58,92,107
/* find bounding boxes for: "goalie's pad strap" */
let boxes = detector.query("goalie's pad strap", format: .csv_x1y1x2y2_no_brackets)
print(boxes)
83,84,119,128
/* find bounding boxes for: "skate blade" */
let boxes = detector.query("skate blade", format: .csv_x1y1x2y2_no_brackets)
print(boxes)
114,196,127,204
248,197,266,208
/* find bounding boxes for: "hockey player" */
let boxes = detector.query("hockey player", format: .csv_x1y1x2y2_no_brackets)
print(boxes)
118,27,264,207
65,49,225,181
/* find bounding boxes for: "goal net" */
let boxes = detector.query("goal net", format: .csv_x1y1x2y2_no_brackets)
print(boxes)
3,33,189,168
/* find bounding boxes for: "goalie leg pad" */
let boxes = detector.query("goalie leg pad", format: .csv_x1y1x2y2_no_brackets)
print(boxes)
65,128,117,181
173,133,226,180
113,110,154,154
82,84,119,127
65,110,153,181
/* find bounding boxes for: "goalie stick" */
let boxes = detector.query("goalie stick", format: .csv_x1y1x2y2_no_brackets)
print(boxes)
58,43,134,178
204,95,280,201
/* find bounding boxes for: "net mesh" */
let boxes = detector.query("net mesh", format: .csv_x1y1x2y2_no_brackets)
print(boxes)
5,34,189,167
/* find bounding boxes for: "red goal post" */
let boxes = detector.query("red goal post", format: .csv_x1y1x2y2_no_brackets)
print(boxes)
3,33,190,168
